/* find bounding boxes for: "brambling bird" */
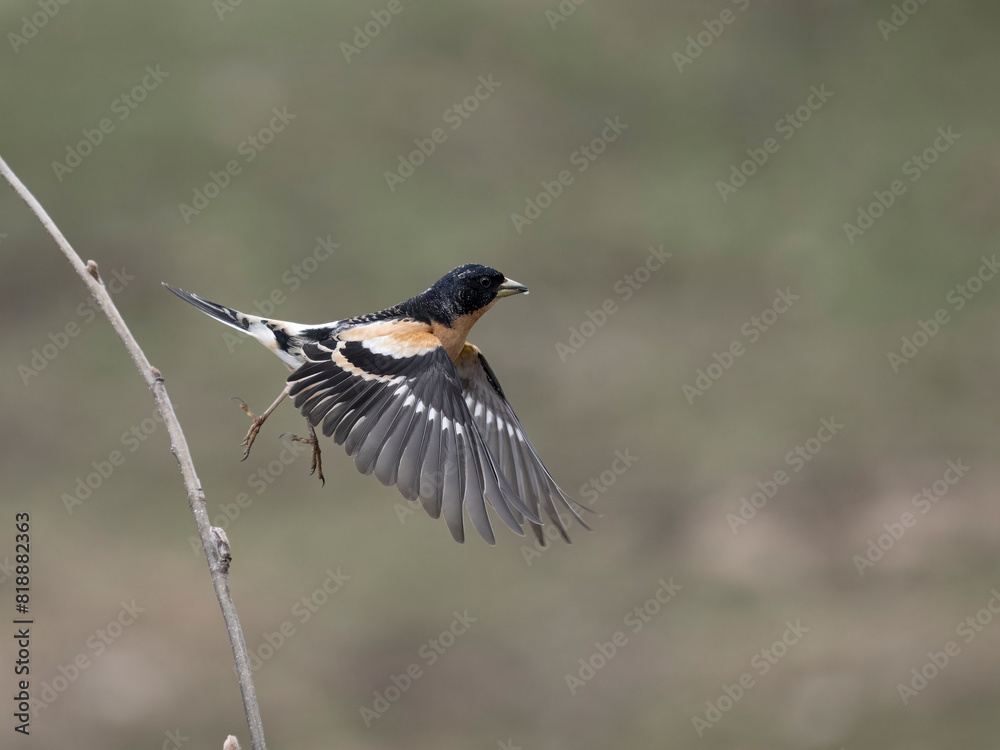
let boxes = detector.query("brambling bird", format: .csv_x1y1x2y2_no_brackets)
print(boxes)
164,264,587,545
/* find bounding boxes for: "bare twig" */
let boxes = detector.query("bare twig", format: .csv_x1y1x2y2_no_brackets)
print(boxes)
0,155,265,750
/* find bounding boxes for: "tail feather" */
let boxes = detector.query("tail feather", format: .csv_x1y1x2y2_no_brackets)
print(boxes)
163,283,254,333
163,283,314,367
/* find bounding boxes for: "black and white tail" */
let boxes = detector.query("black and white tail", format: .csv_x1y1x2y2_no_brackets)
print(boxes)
163,283,317,368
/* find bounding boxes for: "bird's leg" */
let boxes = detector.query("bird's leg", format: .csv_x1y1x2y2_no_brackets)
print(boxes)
283,421,325,486
234,384,291,461
306,422,324,485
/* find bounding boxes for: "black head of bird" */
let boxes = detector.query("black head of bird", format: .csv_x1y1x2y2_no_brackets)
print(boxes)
405,263,529,328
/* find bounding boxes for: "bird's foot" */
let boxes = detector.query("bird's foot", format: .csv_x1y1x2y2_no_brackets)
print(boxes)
282,422,325,486
234,397,266,461
232,386,291,462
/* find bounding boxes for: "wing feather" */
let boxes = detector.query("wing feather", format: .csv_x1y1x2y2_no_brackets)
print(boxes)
454,343,589,545
286,326,564,544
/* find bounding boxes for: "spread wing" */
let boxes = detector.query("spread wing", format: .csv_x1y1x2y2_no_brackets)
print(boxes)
286,321,539,544
454,343,589,545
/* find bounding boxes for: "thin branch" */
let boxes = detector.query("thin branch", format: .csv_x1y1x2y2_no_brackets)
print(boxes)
0,155,265,750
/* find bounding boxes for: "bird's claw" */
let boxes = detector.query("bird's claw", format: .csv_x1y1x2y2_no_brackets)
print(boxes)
282,425,325,486
235,397,265,461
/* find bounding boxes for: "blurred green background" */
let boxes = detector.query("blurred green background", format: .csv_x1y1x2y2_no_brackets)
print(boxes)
3,0,1000,747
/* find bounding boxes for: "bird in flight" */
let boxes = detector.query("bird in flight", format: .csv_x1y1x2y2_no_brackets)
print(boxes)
164,264,587,545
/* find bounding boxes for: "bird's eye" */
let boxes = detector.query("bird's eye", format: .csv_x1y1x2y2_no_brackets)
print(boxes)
479,276,492,288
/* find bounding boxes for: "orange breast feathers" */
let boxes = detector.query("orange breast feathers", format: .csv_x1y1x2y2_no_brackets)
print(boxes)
431,303,495,361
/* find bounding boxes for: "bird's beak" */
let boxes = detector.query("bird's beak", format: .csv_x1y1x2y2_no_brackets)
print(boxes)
497,278,529,298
